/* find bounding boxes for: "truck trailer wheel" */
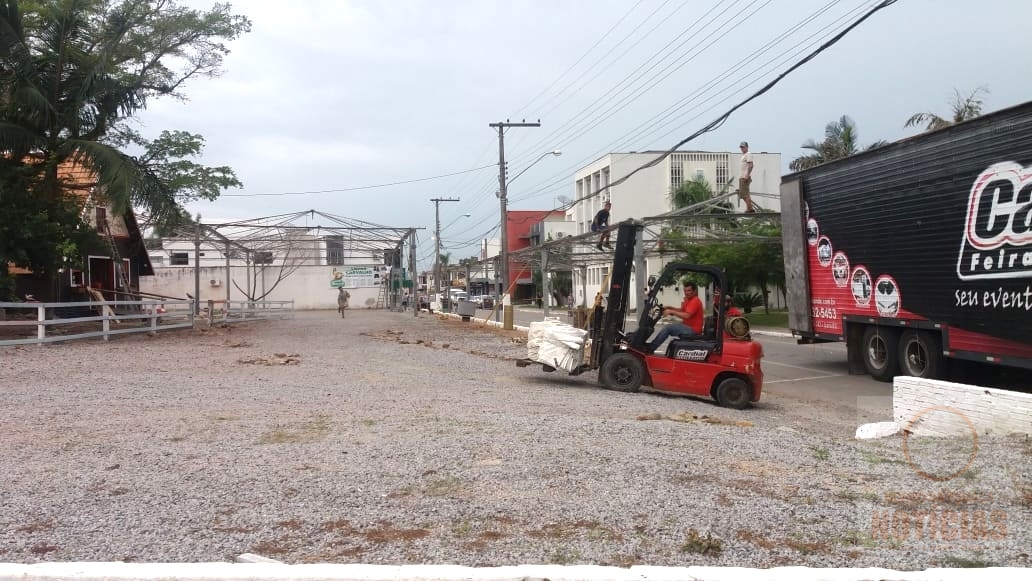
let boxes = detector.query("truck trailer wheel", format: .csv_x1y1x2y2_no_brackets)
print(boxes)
599,353,644,393
715,377,752,410
861,326,899,382
898,330,945,379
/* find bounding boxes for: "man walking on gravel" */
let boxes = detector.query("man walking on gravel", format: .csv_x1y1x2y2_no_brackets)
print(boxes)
337,288,350,317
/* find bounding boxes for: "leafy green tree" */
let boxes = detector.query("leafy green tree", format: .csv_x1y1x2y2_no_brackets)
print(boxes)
789,115,887,172
659,176,784,313
0,0,250,296
905,86,989,132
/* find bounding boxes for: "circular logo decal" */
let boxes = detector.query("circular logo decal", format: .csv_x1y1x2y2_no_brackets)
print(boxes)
832,252,850,288
874,275,901,317
851,266,872,307
806,218,819,246
817,236,833,267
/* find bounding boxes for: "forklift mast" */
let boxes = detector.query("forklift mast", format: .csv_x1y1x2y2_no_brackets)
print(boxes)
589,221,642,367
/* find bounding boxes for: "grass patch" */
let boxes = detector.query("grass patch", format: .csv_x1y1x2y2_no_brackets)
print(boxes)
258,415,331,445
744,310,788,328
451,520,474,538
960,467,979,481
811,446,830,461
548,546,583,565
681,529,723,556
835,490,879,503
943,555,995,568
424,474,464,497
861,452,908,466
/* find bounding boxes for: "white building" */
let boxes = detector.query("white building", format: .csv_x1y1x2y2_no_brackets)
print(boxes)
143,232,404,309
565,149,781,308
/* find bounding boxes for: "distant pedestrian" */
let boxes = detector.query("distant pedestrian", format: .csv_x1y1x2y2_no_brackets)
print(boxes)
337,288,350,317
738,141,756,213
592,200,613,250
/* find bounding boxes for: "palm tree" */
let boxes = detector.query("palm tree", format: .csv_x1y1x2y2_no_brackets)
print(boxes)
905,87,988,132
669,175,734,212
790,116,886,171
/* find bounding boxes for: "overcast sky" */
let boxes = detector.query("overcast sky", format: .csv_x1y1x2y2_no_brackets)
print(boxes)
137,0,1032,269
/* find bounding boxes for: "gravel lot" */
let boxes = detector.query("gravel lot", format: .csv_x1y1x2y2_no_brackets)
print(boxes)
0,309,1028,569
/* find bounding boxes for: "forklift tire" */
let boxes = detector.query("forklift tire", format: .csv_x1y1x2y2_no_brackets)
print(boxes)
599,353,644,393
861,326,899,382
715,377,751,410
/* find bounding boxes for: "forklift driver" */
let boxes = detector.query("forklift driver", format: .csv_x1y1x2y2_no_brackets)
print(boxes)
645,281,704,354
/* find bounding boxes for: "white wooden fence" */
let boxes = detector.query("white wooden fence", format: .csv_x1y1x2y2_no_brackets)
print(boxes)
0,298,294,346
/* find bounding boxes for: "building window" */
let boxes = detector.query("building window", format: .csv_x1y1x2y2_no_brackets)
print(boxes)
95,207,108,232
716,157,729,191
326,236,344,265
670,161,682,190
253,250,274,265
171,252,188,266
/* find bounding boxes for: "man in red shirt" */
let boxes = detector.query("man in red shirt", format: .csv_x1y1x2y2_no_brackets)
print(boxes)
646,282,704,353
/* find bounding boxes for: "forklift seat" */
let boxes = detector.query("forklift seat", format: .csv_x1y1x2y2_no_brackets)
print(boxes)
700,315,717,340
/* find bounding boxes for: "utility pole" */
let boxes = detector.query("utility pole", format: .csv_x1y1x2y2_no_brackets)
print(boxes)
408,228,417,317
490,119,540,327
430,197,460,303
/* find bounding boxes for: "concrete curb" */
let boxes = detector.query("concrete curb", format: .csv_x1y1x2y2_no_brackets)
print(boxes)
751,329,794,338
0,563,1015,580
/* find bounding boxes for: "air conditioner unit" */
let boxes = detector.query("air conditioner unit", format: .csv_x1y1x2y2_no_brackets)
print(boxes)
209,279,221,287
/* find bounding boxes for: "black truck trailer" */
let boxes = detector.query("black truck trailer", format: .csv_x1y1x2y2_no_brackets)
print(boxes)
780,100,1032,381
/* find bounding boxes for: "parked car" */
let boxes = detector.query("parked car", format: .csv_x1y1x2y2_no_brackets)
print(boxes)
472,294,494,309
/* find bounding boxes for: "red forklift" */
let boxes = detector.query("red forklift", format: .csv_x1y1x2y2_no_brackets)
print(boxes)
519,221,764,409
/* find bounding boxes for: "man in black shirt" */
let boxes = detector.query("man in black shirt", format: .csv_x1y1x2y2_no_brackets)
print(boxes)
592,201,612,250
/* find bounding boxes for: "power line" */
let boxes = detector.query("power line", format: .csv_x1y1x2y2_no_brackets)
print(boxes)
430,1,894,266
220,164,496,197
507,0,873,205
508,0,653,120
579,0,899,206
507,0,742,168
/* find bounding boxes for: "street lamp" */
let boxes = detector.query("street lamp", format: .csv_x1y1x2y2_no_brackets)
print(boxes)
498,150,562,196
498,149,561,317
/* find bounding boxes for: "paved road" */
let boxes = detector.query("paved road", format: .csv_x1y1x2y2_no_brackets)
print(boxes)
452,306,1030,411
472,306,897,422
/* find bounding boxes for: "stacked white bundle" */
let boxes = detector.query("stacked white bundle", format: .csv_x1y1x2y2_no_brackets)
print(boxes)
526,319,562,361
532,321,589,372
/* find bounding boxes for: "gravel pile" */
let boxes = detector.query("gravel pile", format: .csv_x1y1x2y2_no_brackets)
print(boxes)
0,310,1028,569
